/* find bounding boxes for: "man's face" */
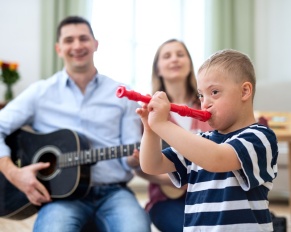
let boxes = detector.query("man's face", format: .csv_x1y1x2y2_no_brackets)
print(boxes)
55,23,98,72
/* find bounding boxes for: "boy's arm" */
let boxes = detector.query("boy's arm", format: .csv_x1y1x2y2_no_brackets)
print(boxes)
139,127,175,175
136,104,176,175
154,121,240,172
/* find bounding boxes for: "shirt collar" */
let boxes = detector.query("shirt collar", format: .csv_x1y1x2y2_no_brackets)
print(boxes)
60,68,99,87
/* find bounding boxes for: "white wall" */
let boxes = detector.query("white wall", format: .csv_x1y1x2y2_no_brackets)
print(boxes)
0,0,40,102
254,0,291,82
0,0,290,105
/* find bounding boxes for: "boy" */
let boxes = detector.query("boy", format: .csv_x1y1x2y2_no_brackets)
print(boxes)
136,49,278,231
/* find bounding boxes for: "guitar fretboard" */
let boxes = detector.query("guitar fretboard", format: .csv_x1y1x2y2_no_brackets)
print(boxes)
58,143,140,168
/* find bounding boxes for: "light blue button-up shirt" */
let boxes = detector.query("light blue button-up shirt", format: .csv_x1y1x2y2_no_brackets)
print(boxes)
0,70,142,184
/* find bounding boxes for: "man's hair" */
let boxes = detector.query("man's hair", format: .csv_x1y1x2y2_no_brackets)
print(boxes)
151,38,199,104
56,16,95,41
198,49,256,98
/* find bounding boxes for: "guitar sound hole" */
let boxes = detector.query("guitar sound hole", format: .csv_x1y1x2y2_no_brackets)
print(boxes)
38,152,57,177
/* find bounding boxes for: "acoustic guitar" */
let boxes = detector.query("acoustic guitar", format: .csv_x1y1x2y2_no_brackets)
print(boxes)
159,185,186,199
0,128,139,220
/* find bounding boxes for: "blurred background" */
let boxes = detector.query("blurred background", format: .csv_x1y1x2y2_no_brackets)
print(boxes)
1,0,290,98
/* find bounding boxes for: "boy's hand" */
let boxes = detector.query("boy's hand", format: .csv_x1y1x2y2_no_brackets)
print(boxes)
136,103,151,131
147,91,171,127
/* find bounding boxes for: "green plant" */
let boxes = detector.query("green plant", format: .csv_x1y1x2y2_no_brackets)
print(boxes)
0,60,20,101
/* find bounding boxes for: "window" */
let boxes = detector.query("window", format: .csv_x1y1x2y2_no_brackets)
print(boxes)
91,0,205,93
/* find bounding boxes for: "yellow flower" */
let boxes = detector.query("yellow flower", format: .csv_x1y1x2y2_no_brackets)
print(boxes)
9,63,18,71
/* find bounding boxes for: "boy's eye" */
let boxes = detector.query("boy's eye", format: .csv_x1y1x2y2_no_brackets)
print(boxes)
197,93,203,99
212,90,219,95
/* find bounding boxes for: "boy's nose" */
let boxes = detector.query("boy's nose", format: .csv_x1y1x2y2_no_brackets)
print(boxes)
201,97,211,110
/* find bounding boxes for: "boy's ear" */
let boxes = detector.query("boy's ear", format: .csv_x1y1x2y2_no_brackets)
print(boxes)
241,82,252,101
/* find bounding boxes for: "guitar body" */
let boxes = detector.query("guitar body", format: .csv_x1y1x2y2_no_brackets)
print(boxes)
159,185,186,199
0,171,37,220
159,140,186,199
0,129,91,220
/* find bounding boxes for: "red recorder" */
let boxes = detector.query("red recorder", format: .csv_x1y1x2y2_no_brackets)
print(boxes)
116,86,211,122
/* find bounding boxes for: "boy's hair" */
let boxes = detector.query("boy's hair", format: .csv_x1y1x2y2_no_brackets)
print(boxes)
151,39,199,104
56,16,95,41
198,49,256,98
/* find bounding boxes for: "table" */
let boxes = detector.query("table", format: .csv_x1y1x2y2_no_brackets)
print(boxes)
0,102,7,109
255,111,291,213
273,129,291,214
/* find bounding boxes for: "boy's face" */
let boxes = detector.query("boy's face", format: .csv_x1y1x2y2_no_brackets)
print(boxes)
55,23,98,73
197,68,244,133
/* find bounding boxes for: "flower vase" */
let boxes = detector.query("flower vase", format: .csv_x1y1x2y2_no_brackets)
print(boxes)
5,84,13,102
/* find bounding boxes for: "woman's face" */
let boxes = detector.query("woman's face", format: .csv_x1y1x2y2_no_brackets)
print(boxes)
157,41,191,82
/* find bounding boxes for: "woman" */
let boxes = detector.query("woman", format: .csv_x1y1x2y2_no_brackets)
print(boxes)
135,39,212,232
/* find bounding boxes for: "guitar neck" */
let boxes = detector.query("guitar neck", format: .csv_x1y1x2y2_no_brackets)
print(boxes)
58,143,140,168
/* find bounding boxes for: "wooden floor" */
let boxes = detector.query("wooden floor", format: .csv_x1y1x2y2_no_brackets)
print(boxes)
0,214,36,232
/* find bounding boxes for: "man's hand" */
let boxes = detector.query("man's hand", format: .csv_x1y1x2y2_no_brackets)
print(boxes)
9,162,52,206
126,149,140,169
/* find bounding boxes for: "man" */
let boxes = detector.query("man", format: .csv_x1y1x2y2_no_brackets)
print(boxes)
0,16,150,232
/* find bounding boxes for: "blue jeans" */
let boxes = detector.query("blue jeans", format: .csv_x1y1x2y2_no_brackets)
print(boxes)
33,184,151,232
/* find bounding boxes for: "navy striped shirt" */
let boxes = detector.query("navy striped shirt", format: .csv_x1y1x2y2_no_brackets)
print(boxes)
164,124,278,231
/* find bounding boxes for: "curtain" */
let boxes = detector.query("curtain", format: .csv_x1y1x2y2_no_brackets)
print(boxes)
40,0,93,79
204,0,254,60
